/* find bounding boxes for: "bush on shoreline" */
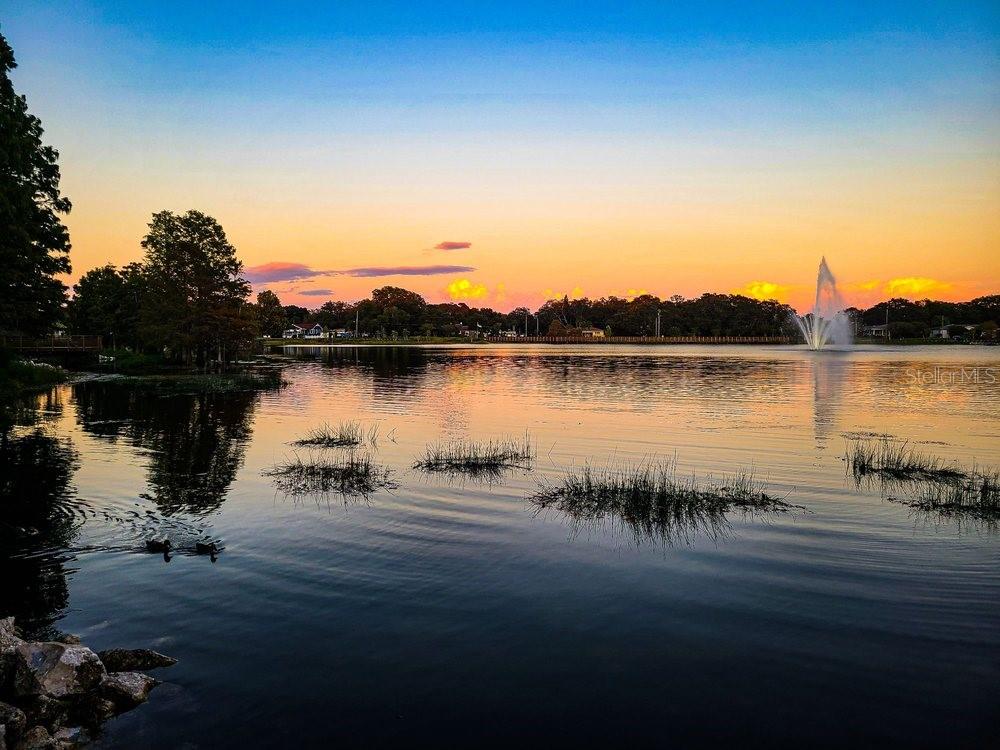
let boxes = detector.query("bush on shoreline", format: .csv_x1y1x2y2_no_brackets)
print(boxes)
0,352,68,391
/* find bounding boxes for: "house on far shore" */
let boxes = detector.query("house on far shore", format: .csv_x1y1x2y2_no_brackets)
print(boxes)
303,323,325,339
282,324,305,339
861,324,889,338
579,327,606,338
331,328,353,338
930,324,976,339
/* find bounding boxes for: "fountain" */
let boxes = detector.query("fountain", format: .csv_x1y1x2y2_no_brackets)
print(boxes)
794,257,852,350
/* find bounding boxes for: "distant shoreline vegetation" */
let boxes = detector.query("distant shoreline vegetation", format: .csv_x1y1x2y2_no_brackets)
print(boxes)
62,273,1000,360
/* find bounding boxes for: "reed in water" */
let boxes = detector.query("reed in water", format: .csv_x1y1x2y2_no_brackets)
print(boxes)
264,453,395,496
530,460,792,545
414,435,534,477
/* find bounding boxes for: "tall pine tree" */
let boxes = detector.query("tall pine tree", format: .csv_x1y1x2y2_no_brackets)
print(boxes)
0,30,71,336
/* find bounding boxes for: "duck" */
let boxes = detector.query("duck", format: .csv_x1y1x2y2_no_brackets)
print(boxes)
195,541,220,555
145,539,171,553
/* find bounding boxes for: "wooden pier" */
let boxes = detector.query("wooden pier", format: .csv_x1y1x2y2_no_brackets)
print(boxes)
1,335,104,352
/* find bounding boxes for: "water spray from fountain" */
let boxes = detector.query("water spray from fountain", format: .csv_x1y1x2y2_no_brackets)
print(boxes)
794,257,852,350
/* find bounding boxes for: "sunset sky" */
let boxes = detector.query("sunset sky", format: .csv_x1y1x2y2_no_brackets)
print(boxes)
5,1,999,312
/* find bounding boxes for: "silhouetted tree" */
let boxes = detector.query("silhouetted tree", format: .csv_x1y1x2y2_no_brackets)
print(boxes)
254,289,286,337
0,32,71,335
69,265,124,340
283,305,309,326
139,210,251,366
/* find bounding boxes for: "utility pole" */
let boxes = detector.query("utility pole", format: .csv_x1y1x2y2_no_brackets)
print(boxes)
525,309,528,337
656,309,661,337
355,309,359,338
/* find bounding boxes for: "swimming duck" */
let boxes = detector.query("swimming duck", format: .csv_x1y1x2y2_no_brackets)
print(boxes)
145,539,171,553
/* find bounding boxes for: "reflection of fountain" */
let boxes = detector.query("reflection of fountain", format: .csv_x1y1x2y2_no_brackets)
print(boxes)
811,355,847,448
794,257,852,350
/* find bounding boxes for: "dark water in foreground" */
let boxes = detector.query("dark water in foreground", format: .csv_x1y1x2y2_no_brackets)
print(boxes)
2,345,998,747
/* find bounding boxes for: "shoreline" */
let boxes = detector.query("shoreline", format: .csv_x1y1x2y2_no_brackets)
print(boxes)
265,338,987,348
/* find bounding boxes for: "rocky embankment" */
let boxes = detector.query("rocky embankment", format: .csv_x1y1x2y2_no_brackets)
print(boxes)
0,618,175,749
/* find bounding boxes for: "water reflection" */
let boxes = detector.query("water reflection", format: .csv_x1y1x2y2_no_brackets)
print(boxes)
0,426,79,636
74,383,259,516
810,355,848,448
2,346,999,747
531,494,736,547
0,386,65,432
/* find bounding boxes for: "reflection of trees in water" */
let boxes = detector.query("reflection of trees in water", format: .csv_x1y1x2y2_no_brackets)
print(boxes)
0,384,65,432
74,383,259,516
290,349,812,436
297,346,438,412
318,346,430,402
319,345,430,380
0,425,79,637
423,354,804,423
309,348,804,407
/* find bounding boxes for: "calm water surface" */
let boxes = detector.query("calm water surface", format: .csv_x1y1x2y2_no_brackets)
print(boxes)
2,345,998,747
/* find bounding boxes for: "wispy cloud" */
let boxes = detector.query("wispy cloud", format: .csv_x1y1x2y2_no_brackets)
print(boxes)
344,265,474,277
246,261,475,284
300,288,332,296
245,262,329,284
434,241,472,251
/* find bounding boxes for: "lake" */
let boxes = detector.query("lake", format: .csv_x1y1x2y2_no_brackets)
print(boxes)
2,344,998,747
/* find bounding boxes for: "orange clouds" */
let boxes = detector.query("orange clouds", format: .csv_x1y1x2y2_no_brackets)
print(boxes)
843,277,957,306
733,281,792,302
617,288,649,300
883,277,953,297
542,286,585,301
447,278,489,300
852,280,881,292
732,277,960,309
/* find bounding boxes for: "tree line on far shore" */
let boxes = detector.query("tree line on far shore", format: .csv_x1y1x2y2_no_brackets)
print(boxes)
66,252,1000,355
70,266,803,352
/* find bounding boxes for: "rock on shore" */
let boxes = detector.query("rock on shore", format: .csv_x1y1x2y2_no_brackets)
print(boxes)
96,649,176,673
0,618,175,749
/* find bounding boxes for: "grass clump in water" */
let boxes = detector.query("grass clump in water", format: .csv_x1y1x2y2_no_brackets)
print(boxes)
293,421,378,448
413,435,534,477
890,467,1000,523
846,438,963,482
263,453,395,497
531,461,791,544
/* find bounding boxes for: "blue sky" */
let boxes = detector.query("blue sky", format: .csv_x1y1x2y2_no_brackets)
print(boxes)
3,1,998,309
